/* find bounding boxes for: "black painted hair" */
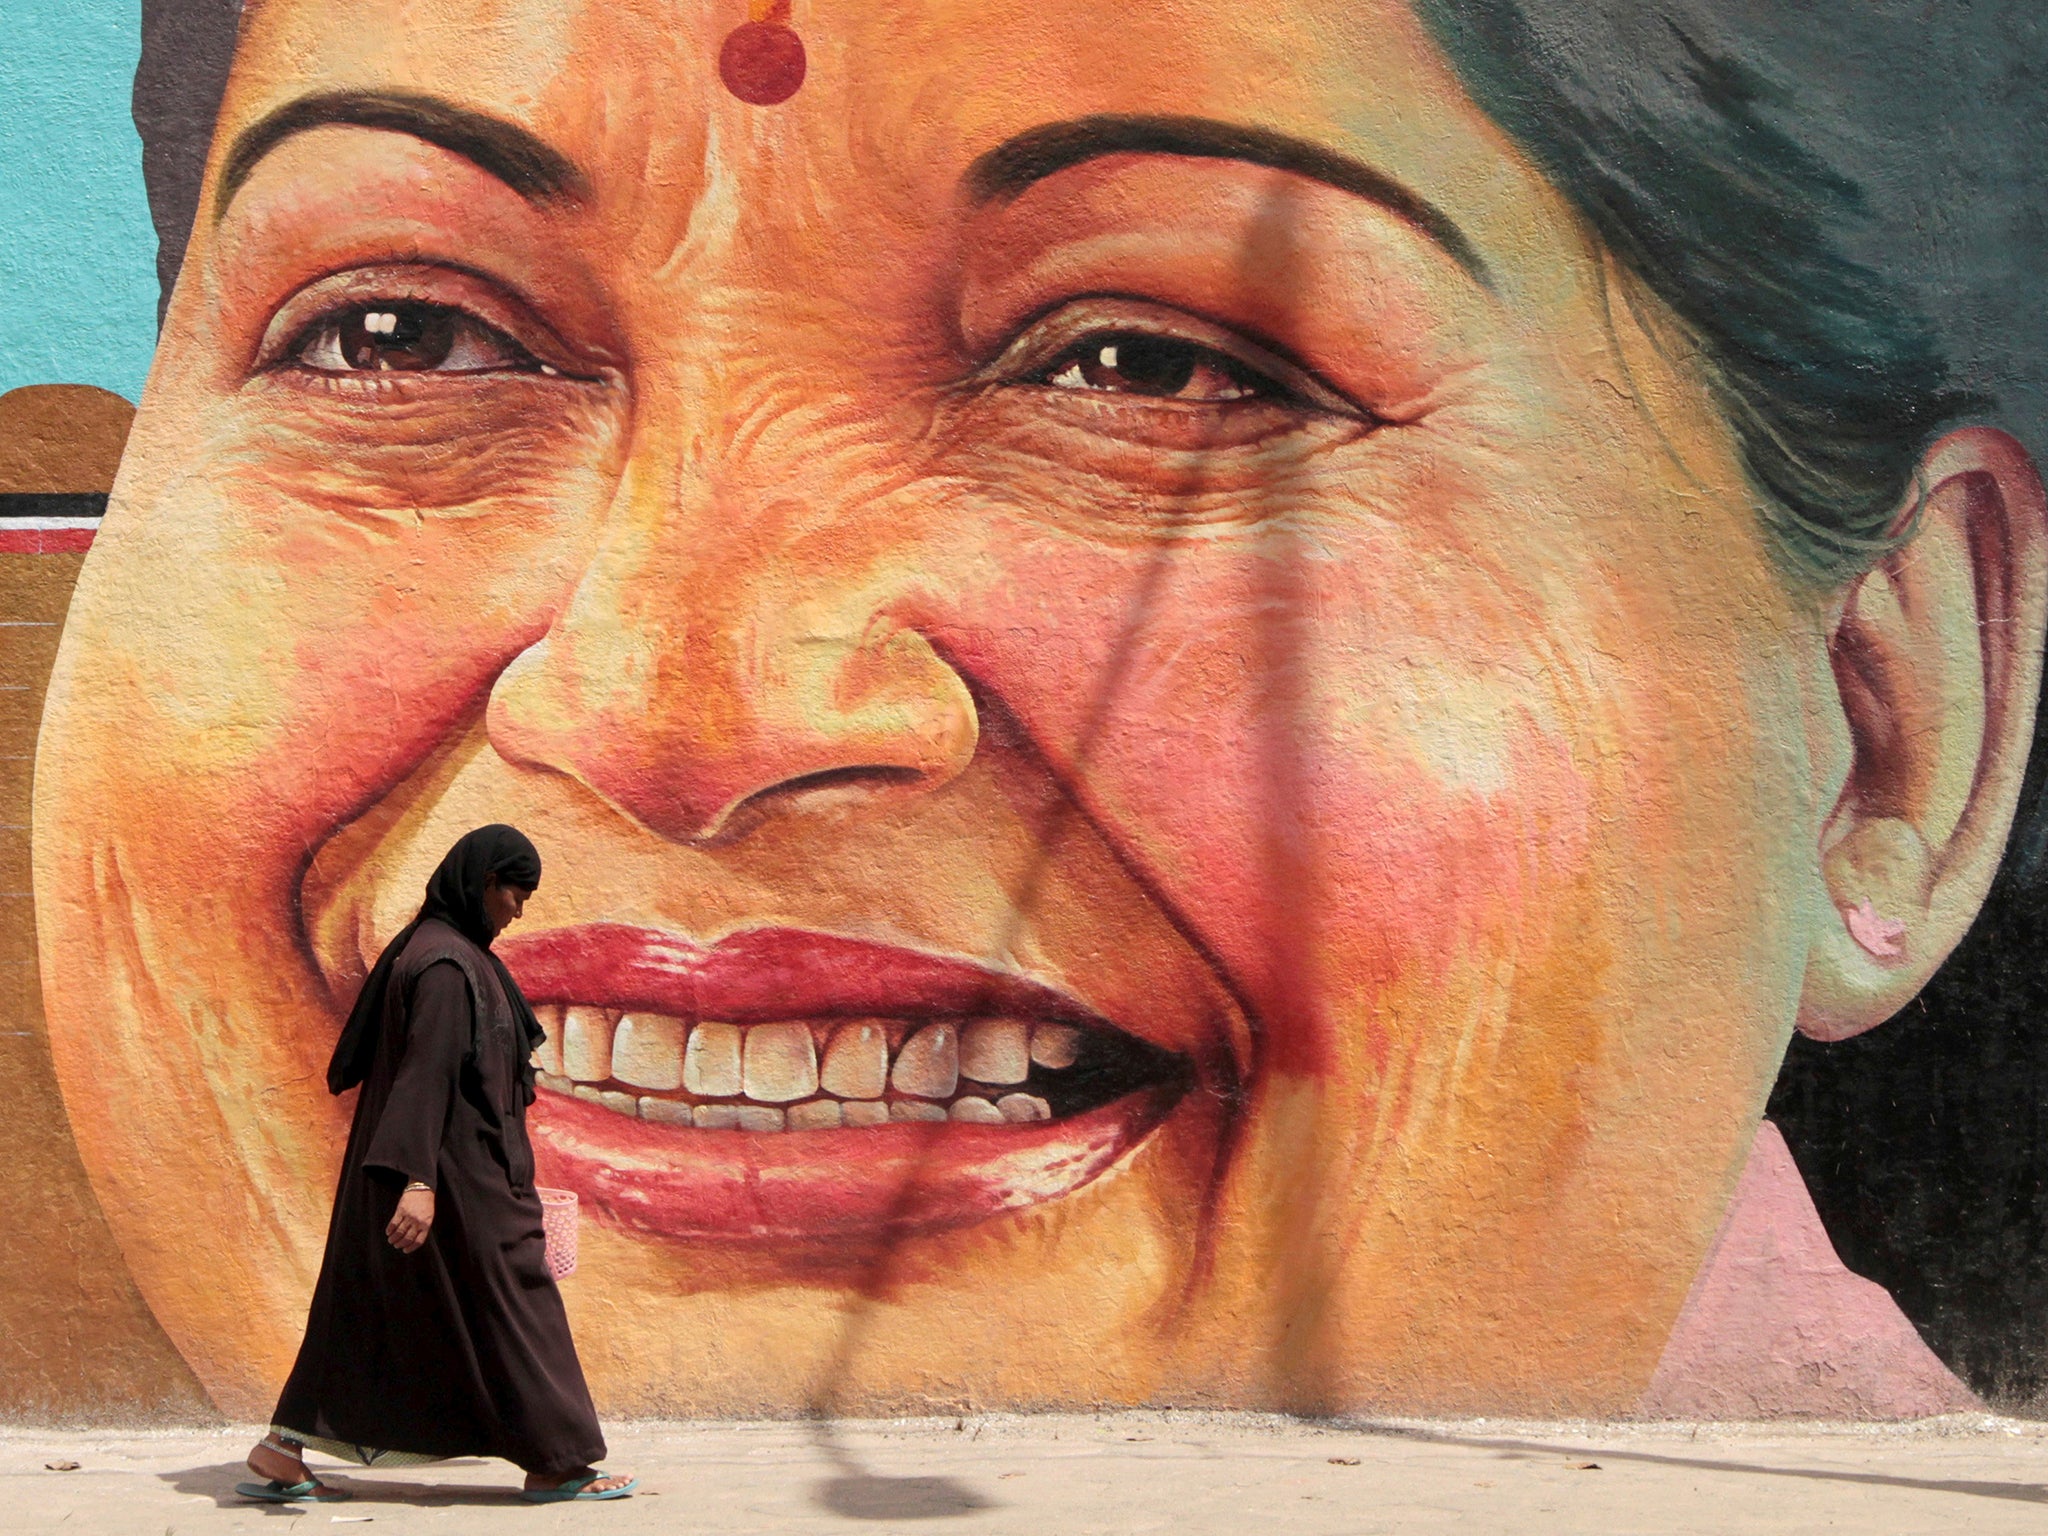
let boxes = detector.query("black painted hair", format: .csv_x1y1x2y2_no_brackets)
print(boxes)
134,0,240,327
1413,0,1979,582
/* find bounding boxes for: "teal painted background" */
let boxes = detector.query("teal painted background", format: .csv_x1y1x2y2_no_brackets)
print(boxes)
0,3,159,403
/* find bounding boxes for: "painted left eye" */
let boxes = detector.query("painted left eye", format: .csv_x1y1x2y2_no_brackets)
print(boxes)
294,302,539,374
1035,333,1272,403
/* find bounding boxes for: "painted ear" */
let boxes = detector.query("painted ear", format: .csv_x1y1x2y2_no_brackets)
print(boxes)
1799,429,2048,1040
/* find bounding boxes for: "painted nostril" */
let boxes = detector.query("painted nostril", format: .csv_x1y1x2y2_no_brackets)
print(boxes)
486,604,979,844
773,765,931,795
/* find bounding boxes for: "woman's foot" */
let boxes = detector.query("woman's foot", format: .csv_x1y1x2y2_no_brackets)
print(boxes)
245,1434,343,1497
523,1466,635,1497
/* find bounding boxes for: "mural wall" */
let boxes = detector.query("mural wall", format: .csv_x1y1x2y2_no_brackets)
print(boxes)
4,0,2046,1424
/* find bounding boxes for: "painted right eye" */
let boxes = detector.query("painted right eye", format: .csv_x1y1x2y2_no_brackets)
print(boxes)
1034,332,1277,404
292,302,541,375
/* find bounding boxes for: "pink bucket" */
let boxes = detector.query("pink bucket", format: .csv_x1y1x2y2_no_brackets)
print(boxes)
538,1187,579,1280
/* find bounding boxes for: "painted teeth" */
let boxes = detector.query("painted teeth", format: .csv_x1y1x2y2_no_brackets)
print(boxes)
532,1016,1101,1132
819,1021,889,1098
788,1099,843,1131
533,1005,566,1076
742,1021,819,1102
960,1018,1030,1085
683,1021,743,1097
641,1097,693,1127
999,1093,1051,1122
1030,1023,1082,1070
561,1005,614,1081
612,1013,685,1091
892,1023,959,1099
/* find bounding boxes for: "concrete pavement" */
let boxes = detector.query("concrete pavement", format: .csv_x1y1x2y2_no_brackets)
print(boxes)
7,1411,2048,1534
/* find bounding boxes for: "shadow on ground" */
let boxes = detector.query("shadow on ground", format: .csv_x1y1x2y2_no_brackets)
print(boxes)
808,1419,994,1520
161,1443,994,1520
814,1471,992,1520
161,1457,522,1510
1329,1420,2048,1507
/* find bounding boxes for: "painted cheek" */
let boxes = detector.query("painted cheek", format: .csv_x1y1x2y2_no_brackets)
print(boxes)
920,525,1597,1079
167,374,618,848
177,482,591,870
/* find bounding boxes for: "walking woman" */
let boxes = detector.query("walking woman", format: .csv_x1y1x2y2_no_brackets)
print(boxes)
239,825,634,1503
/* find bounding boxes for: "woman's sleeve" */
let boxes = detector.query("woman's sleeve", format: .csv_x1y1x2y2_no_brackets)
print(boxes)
361,960,471,1189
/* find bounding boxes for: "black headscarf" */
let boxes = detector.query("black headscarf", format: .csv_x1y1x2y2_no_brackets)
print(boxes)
327,825,546,1095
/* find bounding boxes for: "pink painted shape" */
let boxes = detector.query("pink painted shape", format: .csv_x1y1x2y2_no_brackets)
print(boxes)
1638,1120,1979,1419
1844,899,1906,959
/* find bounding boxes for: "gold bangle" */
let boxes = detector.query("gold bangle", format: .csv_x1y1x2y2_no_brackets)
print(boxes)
404,1181,432,1193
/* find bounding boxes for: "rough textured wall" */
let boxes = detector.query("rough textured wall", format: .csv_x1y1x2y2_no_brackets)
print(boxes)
1,0,2044,1425
0,386,211,1422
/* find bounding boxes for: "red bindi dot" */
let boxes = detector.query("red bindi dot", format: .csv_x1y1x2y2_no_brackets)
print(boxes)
720,19,807,106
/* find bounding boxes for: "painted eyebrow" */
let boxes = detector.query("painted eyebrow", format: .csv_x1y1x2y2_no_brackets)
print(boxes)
215,90,589,219
965,114,1490,286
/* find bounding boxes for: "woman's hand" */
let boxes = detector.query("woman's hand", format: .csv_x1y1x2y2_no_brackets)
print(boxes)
387,1186,435,1253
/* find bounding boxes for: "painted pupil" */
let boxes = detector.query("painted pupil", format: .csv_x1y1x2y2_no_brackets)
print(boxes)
1074,335,1230,396
339,303,457,370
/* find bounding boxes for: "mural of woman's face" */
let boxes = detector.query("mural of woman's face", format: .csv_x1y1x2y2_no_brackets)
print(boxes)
38,0,2012,1417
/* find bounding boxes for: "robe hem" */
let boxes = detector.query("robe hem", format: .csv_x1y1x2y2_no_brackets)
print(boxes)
271,1425,448,1469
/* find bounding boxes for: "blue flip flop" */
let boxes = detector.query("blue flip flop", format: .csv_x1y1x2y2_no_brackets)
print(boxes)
521,1472,638,1503
235,1478,352,1503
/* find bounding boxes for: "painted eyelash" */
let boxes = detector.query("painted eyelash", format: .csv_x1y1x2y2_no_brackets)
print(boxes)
273,300,555,378
1030,334,1280,397
988,299,1364,417
255,261,570,374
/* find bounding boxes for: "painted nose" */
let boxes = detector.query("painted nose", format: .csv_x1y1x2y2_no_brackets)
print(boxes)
486,497,978,843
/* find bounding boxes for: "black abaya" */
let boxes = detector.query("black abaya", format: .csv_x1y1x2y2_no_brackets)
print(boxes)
271,829,604,1477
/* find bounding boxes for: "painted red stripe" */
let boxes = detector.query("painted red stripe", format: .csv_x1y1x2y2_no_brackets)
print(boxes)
0,529,95,553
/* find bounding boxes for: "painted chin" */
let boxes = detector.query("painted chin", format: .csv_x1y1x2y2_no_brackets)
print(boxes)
501,924,1200,1244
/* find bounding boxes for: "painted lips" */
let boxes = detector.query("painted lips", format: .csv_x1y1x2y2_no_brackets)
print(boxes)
496,925,1192,1242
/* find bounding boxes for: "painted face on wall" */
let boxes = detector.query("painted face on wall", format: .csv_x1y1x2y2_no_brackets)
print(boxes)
33,0,2047,1416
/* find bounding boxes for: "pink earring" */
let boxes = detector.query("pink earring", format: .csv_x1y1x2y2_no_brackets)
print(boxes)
1844,898,1906,959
